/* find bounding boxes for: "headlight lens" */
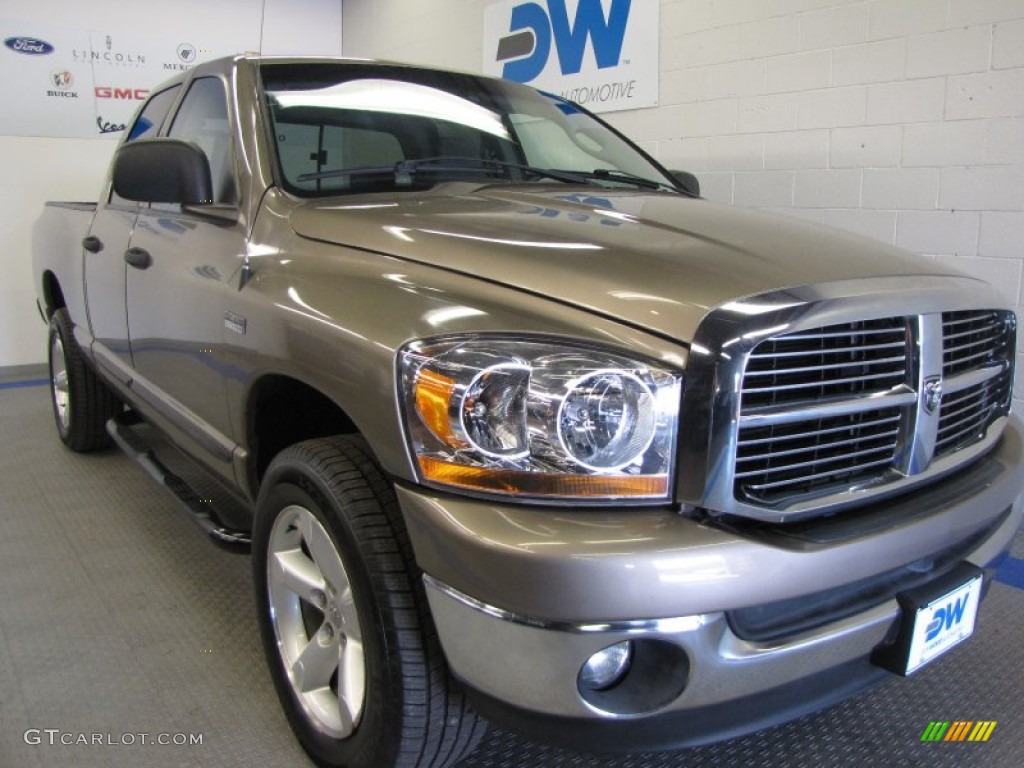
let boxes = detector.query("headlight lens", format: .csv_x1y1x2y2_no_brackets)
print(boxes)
399,338,682,501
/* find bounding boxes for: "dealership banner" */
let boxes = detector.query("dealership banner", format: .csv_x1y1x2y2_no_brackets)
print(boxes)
1,19,225,139
482,0,658,113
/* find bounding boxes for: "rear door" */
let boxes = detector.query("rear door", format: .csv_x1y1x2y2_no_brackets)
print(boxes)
124,76,247,481
84,85,181,378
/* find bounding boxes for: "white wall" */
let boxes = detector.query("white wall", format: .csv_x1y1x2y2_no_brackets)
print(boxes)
0,0,342,368
343,0,1024,411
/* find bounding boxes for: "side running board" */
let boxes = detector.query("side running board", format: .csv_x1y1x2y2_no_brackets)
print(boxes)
106,419,251,551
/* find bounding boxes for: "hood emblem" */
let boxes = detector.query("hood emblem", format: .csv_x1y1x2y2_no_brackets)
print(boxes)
923,376,943,415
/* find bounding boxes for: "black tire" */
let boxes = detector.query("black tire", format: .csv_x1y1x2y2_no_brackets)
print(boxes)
253,436,485,768
47,307,119,452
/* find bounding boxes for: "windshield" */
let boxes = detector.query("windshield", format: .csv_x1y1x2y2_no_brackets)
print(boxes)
259,62,677,197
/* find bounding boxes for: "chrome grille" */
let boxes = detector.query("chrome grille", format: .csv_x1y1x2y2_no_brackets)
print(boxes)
936,311,1014,457
735,318,909,504
733,311,1014,509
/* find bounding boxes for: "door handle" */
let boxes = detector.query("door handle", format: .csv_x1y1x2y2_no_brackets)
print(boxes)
124,247,152,270
82,235,103,253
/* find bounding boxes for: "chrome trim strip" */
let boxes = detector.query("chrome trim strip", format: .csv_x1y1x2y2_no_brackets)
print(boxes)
422,574,706,635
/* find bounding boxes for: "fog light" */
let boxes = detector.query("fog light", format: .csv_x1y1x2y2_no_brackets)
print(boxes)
579,641,633,691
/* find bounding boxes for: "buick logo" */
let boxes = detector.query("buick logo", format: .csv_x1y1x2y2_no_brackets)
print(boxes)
923,377,943,415
51,70,74,89
4,36,55,55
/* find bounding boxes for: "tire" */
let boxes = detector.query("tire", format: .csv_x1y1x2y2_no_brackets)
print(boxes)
48,307,119,452
253,436,485,768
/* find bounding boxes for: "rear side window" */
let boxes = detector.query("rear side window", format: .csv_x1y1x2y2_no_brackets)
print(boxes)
168,77,238,205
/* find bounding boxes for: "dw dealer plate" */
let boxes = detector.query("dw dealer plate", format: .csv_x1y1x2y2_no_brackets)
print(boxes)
871,562,984,677
903,574,982,674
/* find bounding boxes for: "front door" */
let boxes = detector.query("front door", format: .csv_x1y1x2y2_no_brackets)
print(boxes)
125,76,245,482
84,84,182,378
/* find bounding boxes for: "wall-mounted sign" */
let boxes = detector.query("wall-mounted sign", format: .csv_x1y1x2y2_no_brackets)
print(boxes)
482,0,658,113
0,18,225,139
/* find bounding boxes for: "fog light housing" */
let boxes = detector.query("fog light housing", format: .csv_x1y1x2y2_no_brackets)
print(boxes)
579,641,633,691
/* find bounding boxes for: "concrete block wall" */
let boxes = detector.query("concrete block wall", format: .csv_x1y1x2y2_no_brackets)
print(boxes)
631,0,1024,409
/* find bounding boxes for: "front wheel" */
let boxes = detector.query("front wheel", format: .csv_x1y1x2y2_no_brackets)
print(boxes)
253,437,484,768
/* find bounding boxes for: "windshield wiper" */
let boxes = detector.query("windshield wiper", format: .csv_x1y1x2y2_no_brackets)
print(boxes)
555,168,679,192
296,156,590,185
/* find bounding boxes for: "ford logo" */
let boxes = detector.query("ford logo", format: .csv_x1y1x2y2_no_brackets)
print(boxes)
4,37,55,55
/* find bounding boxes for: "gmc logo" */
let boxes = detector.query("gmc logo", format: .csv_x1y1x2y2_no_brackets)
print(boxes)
94,86,149,100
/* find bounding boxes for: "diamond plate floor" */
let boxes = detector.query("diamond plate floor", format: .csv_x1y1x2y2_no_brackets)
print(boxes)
1,383,1022,767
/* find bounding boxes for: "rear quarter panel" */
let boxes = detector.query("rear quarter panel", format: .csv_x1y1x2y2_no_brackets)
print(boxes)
32,202,96,347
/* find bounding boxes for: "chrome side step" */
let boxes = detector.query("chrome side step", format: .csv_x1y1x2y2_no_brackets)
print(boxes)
106,419,251,552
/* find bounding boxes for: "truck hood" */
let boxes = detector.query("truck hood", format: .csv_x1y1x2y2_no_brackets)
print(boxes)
289,185,961,341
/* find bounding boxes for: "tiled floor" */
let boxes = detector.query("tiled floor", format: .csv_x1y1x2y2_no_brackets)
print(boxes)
1,382,1022,767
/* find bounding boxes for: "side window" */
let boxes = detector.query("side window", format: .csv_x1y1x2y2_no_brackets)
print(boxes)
168,78,237,205
110,85,181,205
126,85,180,142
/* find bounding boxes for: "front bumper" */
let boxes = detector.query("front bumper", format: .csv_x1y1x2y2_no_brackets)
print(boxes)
397,418,1024,748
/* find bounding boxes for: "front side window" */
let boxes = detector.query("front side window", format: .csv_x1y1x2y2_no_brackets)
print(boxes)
260,63,676,198
110,85,181,206
126,85,180,143
168,77,237,205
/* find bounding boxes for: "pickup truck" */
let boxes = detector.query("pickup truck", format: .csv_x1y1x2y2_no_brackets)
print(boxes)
33,54,1023,768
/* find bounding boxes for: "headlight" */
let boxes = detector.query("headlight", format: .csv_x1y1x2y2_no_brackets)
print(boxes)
398,337,682,501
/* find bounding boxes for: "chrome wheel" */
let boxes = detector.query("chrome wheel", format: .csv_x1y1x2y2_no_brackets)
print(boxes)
267,504,366,739
50,332,70,431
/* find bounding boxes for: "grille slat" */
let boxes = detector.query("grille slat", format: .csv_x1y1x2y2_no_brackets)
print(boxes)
737,413,901,447
741,369,907,394
748,341,906,360
734,310,1014,508
742,354,907,377
742,456,896,493
768,327,907,341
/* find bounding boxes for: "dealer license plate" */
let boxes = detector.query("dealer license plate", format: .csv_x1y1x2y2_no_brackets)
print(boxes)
903,575,983,674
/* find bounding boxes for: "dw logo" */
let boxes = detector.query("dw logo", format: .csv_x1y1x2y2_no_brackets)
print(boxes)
925,595,970,643
496,0,632,83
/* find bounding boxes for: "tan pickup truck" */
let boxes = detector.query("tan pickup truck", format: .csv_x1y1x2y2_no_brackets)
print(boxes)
33,54,1023,768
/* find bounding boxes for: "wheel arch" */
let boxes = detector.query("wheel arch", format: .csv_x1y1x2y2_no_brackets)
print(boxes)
245,373,361,498
41,270,66,318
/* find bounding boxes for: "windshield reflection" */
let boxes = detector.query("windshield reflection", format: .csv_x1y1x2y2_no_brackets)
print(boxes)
260,62,676,197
